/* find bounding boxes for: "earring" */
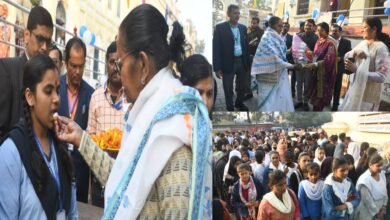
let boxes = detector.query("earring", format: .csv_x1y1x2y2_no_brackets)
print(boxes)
141,78,145,85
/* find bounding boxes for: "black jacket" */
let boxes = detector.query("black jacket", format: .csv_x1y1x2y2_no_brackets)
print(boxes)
213,21,251,74
247,27,264,56
0,54,27,138
337,38,352,75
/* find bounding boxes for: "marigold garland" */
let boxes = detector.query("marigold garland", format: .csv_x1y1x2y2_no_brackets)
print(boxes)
91,128,122,152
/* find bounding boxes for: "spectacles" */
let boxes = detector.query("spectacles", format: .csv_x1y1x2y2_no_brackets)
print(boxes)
68,62,85,71
114,51,133,76
31,32,52,46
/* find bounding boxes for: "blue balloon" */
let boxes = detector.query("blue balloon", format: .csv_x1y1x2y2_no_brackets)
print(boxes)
385,8,390,15
312,9,319,19
337,14,345,23
79,26,87,37
90,33,96,46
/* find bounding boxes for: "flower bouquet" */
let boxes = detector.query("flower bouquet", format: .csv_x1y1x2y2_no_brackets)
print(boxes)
292,34,313,65
91,128,122,158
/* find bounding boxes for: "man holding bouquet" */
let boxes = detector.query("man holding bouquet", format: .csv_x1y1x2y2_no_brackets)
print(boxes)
292,19,318,111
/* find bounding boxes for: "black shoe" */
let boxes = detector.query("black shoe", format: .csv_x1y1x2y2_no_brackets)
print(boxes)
244,93,253,101
227,106,234,111
303,103,310,111
295,102,303,109
235,103,249,111
331,105,338,111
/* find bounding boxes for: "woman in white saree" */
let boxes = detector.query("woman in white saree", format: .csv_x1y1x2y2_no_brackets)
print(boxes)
251,16,301,112
53,4,212,220
342,17,390,111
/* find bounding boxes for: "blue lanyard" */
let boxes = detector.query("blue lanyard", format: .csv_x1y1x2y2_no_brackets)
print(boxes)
33,131,63,211
105,90,123,110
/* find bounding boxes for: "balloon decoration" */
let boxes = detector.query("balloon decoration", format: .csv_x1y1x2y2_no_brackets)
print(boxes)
336,14,345,26
384,0,390,8
79,25,96,46
343,18,349,25
284,11,289,19
384,1,390,16
385,8,390,15
312,8,319,19
79,25,87,37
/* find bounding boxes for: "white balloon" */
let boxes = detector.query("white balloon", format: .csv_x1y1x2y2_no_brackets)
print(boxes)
384,0,390,8
83,30,92,45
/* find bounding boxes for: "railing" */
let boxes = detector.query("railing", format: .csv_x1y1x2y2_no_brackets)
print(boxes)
330,6,390,25
0,0,108,88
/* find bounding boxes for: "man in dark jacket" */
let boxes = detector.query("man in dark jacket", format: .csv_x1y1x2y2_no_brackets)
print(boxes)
213,4,251,111
246,17,264,100
331,24,352,111
58,37,94,203
0,6,53,138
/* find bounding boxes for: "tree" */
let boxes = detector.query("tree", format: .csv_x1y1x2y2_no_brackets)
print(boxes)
280,112,332,128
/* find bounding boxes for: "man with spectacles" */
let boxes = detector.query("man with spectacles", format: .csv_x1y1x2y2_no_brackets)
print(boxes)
0,6,53,138
58,37,94,203
86,41,127,207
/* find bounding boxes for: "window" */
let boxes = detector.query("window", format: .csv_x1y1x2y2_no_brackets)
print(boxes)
297,0,309,15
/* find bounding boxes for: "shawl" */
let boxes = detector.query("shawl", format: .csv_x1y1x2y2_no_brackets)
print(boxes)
103,67,212,220
324,173,354,214
263,190,292,213
340,40,370,111
356,170,387,202
239,176,258,219
301,179,324,201
251,27,292,77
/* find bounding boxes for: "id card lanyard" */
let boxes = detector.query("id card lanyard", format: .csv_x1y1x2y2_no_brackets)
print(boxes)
33,131,63,212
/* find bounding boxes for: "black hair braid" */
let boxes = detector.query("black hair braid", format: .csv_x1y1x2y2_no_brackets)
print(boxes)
169,21,186,73
22,96,47,195
378,32,390,52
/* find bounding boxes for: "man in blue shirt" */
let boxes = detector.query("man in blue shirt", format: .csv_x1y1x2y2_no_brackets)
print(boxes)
213,4,251,111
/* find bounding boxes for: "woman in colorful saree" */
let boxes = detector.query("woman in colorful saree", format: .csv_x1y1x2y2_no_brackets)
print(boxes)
304,22,337,111
251,16,301,112
342,17,390,111
54,4,212,220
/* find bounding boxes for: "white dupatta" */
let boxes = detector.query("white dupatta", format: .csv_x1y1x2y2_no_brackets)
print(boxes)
103,67,211,219
340,41,370,111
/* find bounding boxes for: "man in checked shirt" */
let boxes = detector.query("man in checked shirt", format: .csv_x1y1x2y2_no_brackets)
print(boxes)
87,41,127,207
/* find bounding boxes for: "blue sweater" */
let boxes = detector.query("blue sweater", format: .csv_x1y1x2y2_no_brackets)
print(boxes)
298,183,322,219
322,178,360,220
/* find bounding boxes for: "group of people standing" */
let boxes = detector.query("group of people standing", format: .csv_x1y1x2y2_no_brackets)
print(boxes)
213,4,390,112
212,129,390,220
0,4,214,220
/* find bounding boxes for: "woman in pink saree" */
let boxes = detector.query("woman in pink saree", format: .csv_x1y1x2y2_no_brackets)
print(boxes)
304,22,337,111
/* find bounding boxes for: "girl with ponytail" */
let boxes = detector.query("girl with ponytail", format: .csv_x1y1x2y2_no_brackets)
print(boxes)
0,54,77,219
342,17,390,111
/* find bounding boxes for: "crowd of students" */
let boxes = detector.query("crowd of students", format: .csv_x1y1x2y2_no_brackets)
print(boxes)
212,129,390,220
